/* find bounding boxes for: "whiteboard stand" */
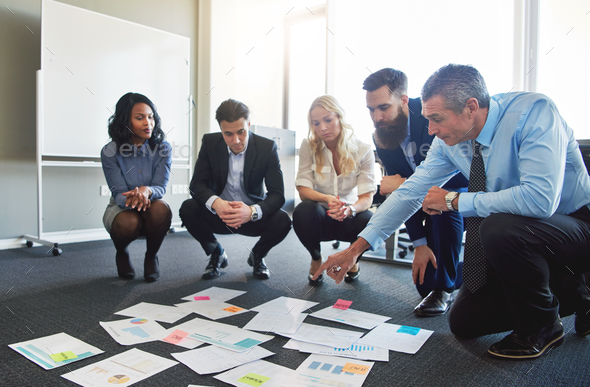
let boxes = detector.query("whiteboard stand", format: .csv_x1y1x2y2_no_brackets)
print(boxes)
23,70,62,256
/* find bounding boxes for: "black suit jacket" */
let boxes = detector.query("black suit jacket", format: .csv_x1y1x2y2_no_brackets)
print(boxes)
189,131,285,216
376,98,468,242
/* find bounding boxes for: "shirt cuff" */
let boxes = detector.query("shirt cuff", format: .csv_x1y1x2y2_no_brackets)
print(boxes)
252,204,263,221
411,237,427,248
206,195,220,214
358,225,389,251
457,192,477,217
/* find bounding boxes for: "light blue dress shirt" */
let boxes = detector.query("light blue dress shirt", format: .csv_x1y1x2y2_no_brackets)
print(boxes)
101,141,172,209
360,92,590,250
205,143,263,220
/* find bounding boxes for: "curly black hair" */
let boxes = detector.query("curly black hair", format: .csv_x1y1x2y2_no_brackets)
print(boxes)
108,92,165,150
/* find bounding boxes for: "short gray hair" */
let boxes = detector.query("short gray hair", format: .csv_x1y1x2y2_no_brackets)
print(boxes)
421,64,490,115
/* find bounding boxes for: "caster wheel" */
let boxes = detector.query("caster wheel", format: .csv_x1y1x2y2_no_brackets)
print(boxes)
52,248,62,256
399,250,407,258
332,241,340,249
26,241,33,248
408,245,414,252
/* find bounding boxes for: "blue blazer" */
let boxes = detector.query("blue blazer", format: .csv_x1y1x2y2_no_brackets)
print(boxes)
376,98,468,242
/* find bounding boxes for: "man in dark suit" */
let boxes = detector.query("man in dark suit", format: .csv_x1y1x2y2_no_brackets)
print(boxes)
363,68,468,316
179,99,291,280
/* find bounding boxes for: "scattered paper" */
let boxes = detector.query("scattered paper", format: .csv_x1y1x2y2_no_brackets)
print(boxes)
8,333,103,370
181,287,246,302
311,306,391,330
356,323,434,354
243,311,307,334
163,329,189,345
276,323,363,349
250,296,319,314
61,348,177,387
298,341,389,362
114,302,191,324
100,318,167,346
160,317,209,349
291,354,374,387
214,359,295,387
186,318,274,352
171,345,274,375
175,300,249,320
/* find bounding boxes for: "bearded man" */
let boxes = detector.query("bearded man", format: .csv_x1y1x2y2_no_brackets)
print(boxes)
363,68,468,316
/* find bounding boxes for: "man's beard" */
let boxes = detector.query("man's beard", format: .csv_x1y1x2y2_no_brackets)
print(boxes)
373,107,409,150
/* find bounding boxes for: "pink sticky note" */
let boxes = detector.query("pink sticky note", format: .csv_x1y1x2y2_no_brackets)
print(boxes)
194,296,211,301
163,329,189,345
333,299,353,310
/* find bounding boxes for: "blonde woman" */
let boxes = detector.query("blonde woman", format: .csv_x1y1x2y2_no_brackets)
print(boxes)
294,95,376,285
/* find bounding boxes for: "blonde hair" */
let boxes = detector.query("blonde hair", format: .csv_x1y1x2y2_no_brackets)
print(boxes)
307,95,359,177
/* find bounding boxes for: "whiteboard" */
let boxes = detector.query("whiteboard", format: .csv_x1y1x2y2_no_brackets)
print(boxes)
41,0,190,159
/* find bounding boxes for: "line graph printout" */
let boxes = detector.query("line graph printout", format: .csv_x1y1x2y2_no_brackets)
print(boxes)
9,332,104,370
61,348,177,387
171,345,274,375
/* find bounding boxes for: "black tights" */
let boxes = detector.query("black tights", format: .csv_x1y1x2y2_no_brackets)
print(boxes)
110,200,172,261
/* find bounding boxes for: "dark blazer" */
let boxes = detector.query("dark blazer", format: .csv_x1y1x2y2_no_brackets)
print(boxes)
189,131,285,216
376,98,468,242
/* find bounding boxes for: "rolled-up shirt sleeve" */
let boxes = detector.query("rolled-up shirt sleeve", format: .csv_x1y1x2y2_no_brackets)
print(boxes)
356,145,377,195
295,138,315,189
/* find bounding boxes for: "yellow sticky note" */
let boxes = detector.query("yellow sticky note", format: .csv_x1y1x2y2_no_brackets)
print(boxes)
50,351,78,362
223,306,245,313
342,362,370,375
237,373,270,386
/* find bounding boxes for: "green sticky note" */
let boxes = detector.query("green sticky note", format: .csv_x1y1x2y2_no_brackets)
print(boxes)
50,351,78,362
237,373,271,386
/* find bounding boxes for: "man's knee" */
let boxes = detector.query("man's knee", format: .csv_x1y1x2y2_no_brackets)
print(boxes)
179,198,200,220
448,304,478,338
271,210,292,236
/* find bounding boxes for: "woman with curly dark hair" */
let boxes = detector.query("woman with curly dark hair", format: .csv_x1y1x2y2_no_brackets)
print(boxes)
101,92,172,282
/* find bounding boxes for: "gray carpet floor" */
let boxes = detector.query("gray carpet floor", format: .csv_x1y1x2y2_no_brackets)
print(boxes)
1,230,588,386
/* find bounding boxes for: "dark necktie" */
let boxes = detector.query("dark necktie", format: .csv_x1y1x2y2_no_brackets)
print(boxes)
463,140,487,293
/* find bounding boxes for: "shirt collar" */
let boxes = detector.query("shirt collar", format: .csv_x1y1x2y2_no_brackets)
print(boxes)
474,99,499,147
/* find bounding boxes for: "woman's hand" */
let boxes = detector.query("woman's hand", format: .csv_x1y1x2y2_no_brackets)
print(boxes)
122,186,151,211
327,195,349,221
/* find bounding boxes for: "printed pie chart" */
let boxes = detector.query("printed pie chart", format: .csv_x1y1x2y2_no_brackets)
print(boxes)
108,375,130,384
130,318,148,324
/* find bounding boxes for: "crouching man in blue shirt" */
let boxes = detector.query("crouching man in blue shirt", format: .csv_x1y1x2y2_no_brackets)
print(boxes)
314,64,590,359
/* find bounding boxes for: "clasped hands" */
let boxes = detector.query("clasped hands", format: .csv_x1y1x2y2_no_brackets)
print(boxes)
122,186,151,211
325,195,352,222
212,198,252,229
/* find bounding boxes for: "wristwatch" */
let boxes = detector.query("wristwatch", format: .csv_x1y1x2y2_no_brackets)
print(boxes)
445,192,459,211
250,205,258,221
348,205,357,218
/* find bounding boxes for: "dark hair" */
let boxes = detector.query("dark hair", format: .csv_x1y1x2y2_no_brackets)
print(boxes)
215,98,250,125
362,68,408,97
421,64,490,115
108,92,164,150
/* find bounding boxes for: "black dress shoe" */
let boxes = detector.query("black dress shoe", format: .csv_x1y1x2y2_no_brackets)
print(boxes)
488,318,564,359
414,289,454,317
202,251,228,280
144,255,160,282
344,267,360,283
308,273,323,286
247,252,270,279
575,310,590,336
116,250,135,280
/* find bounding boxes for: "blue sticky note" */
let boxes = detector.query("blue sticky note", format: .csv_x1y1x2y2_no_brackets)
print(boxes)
397,325,420,335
